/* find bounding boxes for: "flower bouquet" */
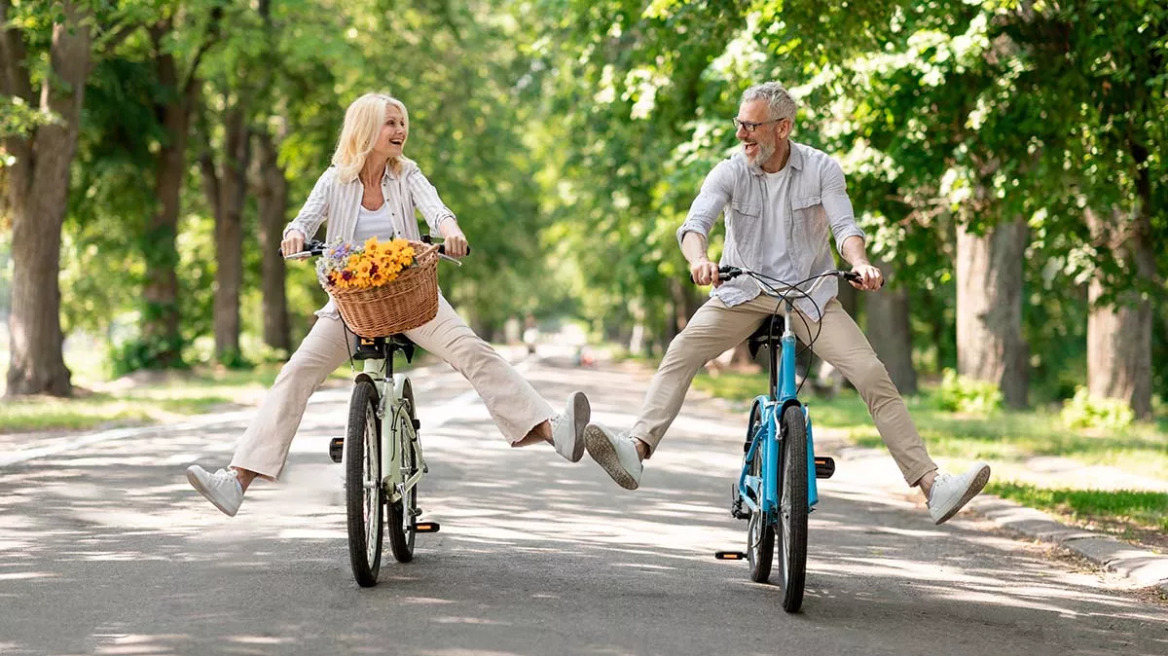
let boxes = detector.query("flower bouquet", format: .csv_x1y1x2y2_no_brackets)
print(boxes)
316,236,440,337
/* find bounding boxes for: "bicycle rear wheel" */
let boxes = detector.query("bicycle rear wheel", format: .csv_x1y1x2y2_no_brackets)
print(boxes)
745,401,774,583
777,404,808,612
387,391,418,563
345,380,384,587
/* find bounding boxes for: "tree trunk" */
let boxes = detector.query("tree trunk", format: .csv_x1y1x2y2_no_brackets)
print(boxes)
210,105,250,364
139,23,198,369
956,218,1029,408
255,131,291,352
1085,206,1153,419
2,1,91,396
866,257,917,395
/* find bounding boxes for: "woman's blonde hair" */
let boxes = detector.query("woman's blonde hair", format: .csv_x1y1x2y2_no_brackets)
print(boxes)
331,92,411,182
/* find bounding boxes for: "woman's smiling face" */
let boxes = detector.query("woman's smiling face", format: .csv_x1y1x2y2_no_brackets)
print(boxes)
373,105,408,158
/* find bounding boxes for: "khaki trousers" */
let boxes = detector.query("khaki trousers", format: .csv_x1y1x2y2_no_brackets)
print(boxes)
631,295,937,486
231,296,554,480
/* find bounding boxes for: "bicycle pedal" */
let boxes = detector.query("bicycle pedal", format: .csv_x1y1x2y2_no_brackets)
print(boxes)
715,551,747,561
415,522,441,533
328,437,344,463
815,456,836,479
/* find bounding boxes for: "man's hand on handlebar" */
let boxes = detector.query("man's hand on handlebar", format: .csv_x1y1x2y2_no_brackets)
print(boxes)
849,263,884,291
690,258,722,287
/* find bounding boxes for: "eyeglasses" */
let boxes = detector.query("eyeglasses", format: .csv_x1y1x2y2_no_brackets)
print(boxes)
732,117,786,133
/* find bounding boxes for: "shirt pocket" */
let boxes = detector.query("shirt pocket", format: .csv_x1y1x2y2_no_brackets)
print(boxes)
729,198,761,224
790,195,827,269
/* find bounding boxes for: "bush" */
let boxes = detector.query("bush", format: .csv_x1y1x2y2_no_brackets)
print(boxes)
1060,387,1134,431
934,368,1003,415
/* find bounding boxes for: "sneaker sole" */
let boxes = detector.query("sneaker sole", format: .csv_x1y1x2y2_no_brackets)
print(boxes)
569,392,590,463
933,464,991,525
584,425,639,490
186,467,240,517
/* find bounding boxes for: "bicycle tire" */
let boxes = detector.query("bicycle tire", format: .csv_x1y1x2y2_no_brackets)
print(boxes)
777,404,808,612
387,389,418,563
745,401,774,583
345,379,384,587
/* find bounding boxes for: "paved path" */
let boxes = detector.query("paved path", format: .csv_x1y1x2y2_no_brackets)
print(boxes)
1,356,1165,655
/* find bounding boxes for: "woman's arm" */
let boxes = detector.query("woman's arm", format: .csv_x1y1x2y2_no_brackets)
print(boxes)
407,167,466,255
283,168,335,246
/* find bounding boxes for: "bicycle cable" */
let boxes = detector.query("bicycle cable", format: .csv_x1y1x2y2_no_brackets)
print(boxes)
736,269,841,397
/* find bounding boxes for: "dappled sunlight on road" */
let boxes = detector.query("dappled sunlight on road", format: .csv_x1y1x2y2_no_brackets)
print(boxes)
0,362,1164,655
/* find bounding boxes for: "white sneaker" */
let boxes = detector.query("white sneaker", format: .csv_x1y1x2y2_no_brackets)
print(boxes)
928,462,991,524
551,391,591,462
186,465,244,517
584,424,643,490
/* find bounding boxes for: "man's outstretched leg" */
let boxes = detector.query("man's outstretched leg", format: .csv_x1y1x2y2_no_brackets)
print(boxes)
584,297,770,490
791,298,990,524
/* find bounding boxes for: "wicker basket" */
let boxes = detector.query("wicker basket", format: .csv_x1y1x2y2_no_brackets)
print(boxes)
324,241,441,338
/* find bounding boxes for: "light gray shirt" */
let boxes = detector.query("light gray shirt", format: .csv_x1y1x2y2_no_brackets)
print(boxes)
676,141,865,321
285,159,457,319
285,158,456,246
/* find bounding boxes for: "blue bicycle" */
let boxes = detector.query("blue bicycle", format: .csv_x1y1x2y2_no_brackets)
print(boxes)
715,266,861,613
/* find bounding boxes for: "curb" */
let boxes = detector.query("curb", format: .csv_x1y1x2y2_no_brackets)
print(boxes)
827,441,1168,596
968,494,1168,595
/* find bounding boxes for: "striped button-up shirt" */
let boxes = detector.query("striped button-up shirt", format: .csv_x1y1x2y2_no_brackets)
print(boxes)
676,142,865,321
285,158,457,318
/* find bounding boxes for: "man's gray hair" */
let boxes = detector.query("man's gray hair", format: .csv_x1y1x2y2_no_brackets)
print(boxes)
742,82,797,122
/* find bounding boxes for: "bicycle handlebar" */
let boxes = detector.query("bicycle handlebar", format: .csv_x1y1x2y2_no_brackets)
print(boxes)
690,266,862,286
280,237,469,260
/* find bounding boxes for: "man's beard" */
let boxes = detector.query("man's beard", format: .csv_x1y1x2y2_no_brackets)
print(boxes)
746,139,774,166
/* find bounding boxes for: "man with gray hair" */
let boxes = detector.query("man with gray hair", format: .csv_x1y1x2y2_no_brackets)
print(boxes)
583,82,990,525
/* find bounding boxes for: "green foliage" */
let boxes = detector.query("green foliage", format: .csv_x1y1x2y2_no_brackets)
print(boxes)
108,334,191,379
934,368,1002,415
1060,386,1135,431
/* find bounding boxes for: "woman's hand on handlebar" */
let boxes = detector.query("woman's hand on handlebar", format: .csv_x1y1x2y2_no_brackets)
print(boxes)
281,230,306,258
690,258,722,287
439,224,470,258
848,263,884,291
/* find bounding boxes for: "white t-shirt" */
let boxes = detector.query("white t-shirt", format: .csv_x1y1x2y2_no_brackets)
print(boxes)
353,202,394,244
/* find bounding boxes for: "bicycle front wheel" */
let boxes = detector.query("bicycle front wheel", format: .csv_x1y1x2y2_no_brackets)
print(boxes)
387,391,418,563
777,404,808,612
345,379,384,587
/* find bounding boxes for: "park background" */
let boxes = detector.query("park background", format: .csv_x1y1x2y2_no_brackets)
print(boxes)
1,1,1165,546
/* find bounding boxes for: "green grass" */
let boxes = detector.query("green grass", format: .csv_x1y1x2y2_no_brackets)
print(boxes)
692,369,1168,542
694,370,1168,480
986,481,1168,536
0,365,285,433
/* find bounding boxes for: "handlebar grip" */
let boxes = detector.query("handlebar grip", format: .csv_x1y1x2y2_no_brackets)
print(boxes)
437,244,471,256
280,240,325,258
690,265,741,285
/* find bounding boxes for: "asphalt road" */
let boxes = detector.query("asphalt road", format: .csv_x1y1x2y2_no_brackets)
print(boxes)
1,355,1165,656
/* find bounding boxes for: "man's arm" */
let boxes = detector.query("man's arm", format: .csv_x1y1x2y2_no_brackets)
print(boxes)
682,232,721,286
840,235,883,291
676,161,732,286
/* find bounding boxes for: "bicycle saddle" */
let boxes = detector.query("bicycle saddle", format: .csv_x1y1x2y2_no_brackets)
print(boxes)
352,334,416,362
746,317,783,360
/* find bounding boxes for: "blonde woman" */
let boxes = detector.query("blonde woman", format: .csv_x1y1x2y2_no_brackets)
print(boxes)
186,93,590,516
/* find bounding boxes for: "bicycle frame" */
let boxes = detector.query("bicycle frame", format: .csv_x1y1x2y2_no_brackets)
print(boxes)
355,355,427,506
736,295,822,519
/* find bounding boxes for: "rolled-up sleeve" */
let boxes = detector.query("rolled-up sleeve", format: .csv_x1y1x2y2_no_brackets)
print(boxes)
821,159,865,251
408,168,457,233
284,168,334,240
676,160,733,248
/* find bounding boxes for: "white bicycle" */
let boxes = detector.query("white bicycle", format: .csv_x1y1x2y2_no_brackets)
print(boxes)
287,239,453,587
